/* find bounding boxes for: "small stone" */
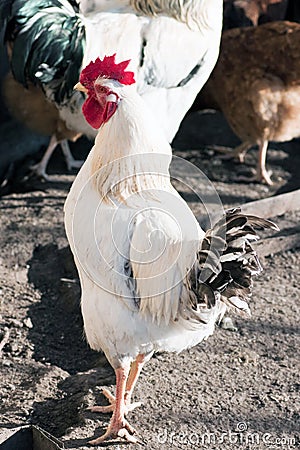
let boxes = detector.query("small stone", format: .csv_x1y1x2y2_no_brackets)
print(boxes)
11,343,20,353
220,316,238,332
2,359,12,367
23,318,33,329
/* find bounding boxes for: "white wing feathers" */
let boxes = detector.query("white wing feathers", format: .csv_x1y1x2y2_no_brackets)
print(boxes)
130,199,202,326
130,216,182,325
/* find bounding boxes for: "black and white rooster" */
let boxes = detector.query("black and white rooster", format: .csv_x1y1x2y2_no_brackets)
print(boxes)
0,0,223,178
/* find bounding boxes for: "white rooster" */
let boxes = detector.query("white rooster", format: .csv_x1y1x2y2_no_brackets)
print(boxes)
1,0,223,178
64,55,278,444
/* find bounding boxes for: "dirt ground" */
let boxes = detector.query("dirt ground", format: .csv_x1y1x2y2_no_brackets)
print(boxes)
0,110,299,449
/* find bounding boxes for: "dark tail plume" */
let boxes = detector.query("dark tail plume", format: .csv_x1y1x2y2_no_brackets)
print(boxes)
187,208,278,316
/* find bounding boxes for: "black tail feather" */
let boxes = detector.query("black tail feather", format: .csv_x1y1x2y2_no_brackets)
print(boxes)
187,208,277,315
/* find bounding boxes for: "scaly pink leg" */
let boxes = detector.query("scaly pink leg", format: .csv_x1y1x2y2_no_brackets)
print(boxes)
124,354,145,407
89,365,138,445
89,354,145,415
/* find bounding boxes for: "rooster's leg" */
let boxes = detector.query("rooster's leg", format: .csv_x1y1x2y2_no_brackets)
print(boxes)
124,353,145,407
89,354,145,415
60,140,84,171
30,134,58,180
88,365,138,445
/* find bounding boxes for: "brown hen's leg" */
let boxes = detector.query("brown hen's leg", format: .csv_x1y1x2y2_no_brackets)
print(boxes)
257,140,273,185
212,141,252,162
232,141,252,163
89,354,145,415
88,365,138,445
234,140,273,185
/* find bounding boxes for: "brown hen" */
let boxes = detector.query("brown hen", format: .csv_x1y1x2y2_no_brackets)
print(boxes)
223,0,289,28
197,20,300,185
2,72,82,180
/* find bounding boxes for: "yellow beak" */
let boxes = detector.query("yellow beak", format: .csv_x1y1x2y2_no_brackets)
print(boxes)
74,82,88,93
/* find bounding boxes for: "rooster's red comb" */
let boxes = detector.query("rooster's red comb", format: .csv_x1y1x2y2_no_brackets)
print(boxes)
80,54,135,86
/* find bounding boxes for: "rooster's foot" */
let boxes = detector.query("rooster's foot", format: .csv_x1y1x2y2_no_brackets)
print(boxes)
88,387,141,415
88,418,138,445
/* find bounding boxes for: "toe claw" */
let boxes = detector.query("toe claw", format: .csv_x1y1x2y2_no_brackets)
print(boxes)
117,428,138,443
88,388,141,416
101,388,116,403
88,419,138,445
124,419,137,435
88,404,114,413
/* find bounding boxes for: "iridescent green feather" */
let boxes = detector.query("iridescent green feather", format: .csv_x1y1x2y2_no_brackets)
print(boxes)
0,0,85,103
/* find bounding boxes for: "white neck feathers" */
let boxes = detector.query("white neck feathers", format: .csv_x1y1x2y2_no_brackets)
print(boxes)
90,88,172,203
